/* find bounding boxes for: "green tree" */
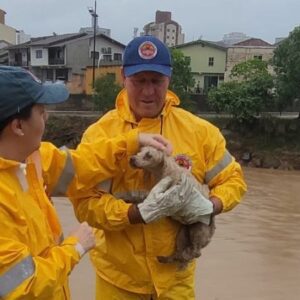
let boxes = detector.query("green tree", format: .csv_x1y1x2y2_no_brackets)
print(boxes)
208,59,274,122
169,48,196,111
273,26,300,116
93,74,122,112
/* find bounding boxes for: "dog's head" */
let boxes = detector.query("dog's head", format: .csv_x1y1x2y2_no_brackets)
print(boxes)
130,146,165,172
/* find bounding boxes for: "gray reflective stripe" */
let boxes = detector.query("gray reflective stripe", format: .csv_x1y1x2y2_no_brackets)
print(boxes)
204,150,233,184
59,233,64,244
0,256,35,297
96,179,112,193
114,190,148,203
51,147,75,196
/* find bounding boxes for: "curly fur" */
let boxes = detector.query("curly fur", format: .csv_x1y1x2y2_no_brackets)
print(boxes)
130,146,215,270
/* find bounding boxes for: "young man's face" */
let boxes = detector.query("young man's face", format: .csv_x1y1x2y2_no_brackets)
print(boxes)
123,71,170,121
21,104,48,153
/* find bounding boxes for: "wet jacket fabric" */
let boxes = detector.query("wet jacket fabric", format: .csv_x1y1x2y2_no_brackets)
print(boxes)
72,89,247,296
0,132,139,299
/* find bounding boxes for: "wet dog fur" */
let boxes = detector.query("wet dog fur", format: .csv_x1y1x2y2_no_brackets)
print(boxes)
130,146,215,270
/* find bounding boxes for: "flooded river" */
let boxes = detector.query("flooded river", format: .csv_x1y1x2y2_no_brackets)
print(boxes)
54,167,300,300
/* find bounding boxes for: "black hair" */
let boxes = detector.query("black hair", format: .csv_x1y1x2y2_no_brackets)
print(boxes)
0,103,35,136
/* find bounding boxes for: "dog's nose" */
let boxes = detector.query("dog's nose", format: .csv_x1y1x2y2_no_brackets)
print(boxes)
129,156,136,167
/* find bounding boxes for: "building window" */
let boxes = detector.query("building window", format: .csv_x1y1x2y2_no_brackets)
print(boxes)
254,55,263,60
102,54,112,62
208,57,214,66
36,50,43,59
91,51,99,59
101,47,112,54
114,53,122,61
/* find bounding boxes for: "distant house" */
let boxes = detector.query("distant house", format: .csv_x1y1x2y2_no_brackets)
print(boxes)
225,38,276,81
173,40,227,94
7,32,125,94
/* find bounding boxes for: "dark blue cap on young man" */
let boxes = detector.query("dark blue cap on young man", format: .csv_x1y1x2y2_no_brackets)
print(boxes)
0,65,69,122
123,35,172,77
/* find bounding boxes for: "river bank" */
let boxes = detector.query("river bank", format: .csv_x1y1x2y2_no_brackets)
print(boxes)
44,114,300,170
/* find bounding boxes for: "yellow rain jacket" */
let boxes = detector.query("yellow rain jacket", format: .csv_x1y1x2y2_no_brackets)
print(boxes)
0,132,139,300
72,89,247,296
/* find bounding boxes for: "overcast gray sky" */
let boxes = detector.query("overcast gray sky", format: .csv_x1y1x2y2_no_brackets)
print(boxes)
1,0,299,45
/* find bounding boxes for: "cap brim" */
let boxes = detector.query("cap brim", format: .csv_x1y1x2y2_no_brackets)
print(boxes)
124,64,172,77
36,82,69,105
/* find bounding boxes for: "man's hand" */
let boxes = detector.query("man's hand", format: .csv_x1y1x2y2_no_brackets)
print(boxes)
172,186,214,225
70,222,95,256
131,174,192,224
138,133,172,155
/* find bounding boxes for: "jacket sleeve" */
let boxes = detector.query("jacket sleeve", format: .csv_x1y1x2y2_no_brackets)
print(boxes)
39,129,139,197
203,127,247,212
70,188,132,231
0,210,80,299
68,124,135,231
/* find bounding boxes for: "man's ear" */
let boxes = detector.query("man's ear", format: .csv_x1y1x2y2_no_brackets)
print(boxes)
10,119,25,136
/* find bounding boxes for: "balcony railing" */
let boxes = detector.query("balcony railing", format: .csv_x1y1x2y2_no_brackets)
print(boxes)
49,58,65,65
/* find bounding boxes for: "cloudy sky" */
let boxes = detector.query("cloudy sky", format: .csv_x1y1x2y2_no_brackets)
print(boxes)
1,0,299,44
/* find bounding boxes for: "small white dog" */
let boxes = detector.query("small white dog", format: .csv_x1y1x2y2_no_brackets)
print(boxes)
130,146,215,269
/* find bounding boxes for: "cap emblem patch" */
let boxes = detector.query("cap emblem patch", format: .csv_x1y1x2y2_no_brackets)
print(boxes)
138,41,157,60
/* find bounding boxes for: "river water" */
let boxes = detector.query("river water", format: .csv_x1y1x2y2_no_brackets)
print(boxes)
54,167,300,300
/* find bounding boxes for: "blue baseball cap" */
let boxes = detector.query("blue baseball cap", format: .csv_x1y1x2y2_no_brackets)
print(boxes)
0,65,69,122
123,35,172,77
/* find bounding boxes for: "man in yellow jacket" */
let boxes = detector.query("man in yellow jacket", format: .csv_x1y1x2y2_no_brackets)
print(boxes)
71,36,247,299
0,66,174,299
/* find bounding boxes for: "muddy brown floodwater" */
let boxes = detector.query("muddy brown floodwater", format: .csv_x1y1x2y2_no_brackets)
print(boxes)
54,167,300,300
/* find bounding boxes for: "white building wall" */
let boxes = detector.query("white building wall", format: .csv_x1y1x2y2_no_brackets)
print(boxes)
165,23,177,47
88,36,124,60
157,23,164,41
30,47,48,66
16,30,31,44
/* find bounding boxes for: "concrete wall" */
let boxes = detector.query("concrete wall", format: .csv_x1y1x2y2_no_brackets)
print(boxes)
66,39,90,74
225,46,275,80
67,73,86,95
85,65,123,95
0,23,16,44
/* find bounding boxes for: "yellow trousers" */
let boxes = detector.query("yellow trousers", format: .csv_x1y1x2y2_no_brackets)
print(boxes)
95,273,195,300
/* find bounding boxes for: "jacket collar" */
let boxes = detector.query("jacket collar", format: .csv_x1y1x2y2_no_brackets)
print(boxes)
115,88,180,124
0,156,20,170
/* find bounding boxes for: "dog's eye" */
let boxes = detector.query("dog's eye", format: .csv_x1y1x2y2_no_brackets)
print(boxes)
144,152,152,160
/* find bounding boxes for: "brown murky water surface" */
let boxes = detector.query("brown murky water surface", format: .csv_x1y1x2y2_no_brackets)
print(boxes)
54,168,300,300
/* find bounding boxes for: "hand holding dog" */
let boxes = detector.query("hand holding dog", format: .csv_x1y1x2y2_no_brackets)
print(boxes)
138,133,172,155
137,174,193,223
172,185,214,225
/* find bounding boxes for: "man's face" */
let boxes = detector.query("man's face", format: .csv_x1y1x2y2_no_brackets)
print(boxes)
123,71,170,121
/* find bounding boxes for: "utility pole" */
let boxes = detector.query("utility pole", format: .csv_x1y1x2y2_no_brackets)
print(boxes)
88,1,98,89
